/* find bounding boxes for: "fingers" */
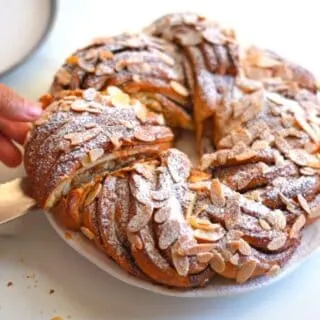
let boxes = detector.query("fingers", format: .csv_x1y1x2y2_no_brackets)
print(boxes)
0,83,42,122
0,133,22,167
0,117,30,145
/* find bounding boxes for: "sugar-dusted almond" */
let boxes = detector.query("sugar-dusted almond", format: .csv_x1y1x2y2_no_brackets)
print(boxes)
170,80,189,97
236,260,257,283
209,249,226,273
88,148,104,163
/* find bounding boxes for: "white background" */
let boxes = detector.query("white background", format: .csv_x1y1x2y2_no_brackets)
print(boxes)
1,0,320,319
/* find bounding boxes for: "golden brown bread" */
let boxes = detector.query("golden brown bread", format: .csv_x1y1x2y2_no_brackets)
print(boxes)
24,12,320,289
50,33,193,130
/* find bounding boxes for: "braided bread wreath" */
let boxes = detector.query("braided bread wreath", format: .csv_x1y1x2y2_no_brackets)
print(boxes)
24,12,320,290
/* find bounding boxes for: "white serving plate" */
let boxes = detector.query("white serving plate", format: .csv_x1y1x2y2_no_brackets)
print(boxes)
46,212,320,297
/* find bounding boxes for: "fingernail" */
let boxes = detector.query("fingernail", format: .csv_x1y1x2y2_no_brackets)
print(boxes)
26,104,42,119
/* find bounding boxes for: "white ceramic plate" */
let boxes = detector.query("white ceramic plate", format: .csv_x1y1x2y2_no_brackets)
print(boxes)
46,213,320,297
0,0,56,75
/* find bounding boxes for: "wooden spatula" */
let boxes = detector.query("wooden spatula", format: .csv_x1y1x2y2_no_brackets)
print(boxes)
0,177,36,225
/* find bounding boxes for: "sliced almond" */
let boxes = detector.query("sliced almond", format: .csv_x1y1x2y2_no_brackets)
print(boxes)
170,80,189,97
172,251,189,277
56,68,71,86
154,206,170,224
71,100,88,112
266,264,281,277
297,194,311,215
134,102,148,123
188,170,211,183
288,149,320,168
88,148,104,163
210,179,225,207
251,139,270,151
64,128,101,146
151,189,169,201
309,205,320,219
274,136,291,154
193,228,225,243
127,232,143,250
290,215,306,239
300,167,316,176
80,227,95,240
235,150,257,161
99,50,114,60
200,153,216,170
80,154,91,168
134,127,156,142
84,122,97,129
267,209,286,230
132,74,141,83
274,151,286,166
127,204,153,233
236,260,257,283
238,239,252,256
189,216,221,232
84,183,102,206
229,253,240,266
256,54,281,68
279,193,296,208
107,86,123,96
109,135,122,150
182,243,215,256
158,220,181,250
295,113,319,144
259,218,271,231
267,234,287,251
111,92,130,108
158,51,175,66
228,240,240,254
209,250,226,273
229,230,244,240
197,252,214,264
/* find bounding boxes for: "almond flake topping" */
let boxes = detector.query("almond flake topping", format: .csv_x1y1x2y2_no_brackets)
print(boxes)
80,227,95,240
209,250,226,273
267,234,287,251
266,264,281,277
88,148,104,163
170,80,189,97
236,260,257,283
64,128,101,146
290,215,306,239
297,194,311,215
84,183,102,207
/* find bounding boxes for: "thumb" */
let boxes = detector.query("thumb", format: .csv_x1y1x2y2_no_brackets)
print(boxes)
0,84,42,121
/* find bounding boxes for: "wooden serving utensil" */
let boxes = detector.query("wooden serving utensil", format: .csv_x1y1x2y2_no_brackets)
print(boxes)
0,177,36,225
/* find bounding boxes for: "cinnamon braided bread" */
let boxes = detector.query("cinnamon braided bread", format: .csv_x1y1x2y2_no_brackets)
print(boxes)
24,12,320,289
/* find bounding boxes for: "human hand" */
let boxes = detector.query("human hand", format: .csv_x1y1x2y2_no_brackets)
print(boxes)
0,84,42,167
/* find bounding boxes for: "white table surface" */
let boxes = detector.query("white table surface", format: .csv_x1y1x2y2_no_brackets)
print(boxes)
1,1,320,319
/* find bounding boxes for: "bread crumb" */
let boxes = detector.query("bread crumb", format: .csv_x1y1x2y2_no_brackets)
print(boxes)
7,281,13,287
26,272,36,279
49,289,55,295
65,231,73,239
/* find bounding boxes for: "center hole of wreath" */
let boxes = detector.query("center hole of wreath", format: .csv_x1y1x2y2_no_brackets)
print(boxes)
174,130,200,166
